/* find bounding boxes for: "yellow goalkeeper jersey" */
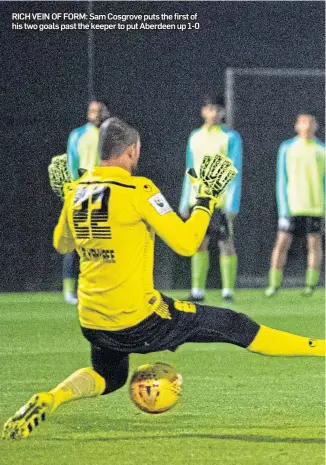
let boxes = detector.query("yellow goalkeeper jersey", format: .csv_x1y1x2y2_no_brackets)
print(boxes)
54,166,210,331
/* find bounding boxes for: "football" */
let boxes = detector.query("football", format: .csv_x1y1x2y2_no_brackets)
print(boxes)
129,362,183,414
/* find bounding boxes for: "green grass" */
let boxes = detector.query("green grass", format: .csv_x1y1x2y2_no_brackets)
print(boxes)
0,290,324,465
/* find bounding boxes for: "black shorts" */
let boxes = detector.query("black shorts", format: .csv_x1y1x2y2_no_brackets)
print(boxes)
81,294,259,394
278,216,323,236
190,207,233,241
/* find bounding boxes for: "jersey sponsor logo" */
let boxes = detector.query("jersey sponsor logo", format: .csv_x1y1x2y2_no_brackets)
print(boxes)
81,247,116,263
148,193,172,215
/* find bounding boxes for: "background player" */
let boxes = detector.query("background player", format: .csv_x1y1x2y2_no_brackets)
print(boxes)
179,95,242,302
3,117,324,440
265,114,325,297
62,100,110,304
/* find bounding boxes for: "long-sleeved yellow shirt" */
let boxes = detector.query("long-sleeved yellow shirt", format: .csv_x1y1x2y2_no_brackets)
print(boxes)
54,166,210,331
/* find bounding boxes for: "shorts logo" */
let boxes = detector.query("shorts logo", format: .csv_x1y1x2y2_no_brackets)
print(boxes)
174,300,196,313
148,193,172,215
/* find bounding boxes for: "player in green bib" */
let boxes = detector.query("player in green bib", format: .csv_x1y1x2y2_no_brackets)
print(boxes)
179,96,242,302
266,114,325,297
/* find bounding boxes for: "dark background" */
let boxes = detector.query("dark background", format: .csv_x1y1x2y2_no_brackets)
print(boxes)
1,1,324,292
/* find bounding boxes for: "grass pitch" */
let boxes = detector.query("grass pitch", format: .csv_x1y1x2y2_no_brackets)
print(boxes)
0,289,324,465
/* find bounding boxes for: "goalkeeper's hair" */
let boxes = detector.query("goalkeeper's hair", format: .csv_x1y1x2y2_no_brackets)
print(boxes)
99,117,139,160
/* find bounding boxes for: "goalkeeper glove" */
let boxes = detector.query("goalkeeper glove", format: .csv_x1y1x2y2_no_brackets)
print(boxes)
189,154,238,215
48,154,72,200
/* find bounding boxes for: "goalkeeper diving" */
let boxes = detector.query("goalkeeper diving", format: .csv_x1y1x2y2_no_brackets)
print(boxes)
3,117,325,440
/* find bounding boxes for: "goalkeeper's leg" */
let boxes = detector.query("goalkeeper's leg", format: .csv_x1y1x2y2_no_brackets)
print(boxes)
3,348,129,439
185,303,325,357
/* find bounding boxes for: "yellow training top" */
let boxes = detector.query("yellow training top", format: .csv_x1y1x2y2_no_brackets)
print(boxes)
54,166,210,331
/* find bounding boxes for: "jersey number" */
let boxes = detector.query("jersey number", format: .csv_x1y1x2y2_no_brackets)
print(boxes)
73,186,112,239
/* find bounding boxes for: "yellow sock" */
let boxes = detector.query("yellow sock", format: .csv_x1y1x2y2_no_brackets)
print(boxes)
248,325,325,357
49,367,106,411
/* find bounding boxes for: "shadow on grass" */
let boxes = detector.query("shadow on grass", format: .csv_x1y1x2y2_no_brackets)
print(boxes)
47,433,324,444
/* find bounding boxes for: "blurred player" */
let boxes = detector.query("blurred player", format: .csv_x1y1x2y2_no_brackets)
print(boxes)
63,100,110,305
3,118,324,440
179,95,242,302
265,114,325,297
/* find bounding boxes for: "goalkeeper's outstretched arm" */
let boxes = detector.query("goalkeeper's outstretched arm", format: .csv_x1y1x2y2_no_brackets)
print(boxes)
53,191,75,254
141,199,211,256
137,155,237,256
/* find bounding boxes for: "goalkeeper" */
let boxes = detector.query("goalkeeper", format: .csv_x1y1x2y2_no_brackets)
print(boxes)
4,117,325,440
179,95,242,302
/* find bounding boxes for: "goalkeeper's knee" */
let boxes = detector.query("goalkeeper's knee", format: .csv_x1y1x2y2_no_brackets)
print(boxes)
101,370,129,395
